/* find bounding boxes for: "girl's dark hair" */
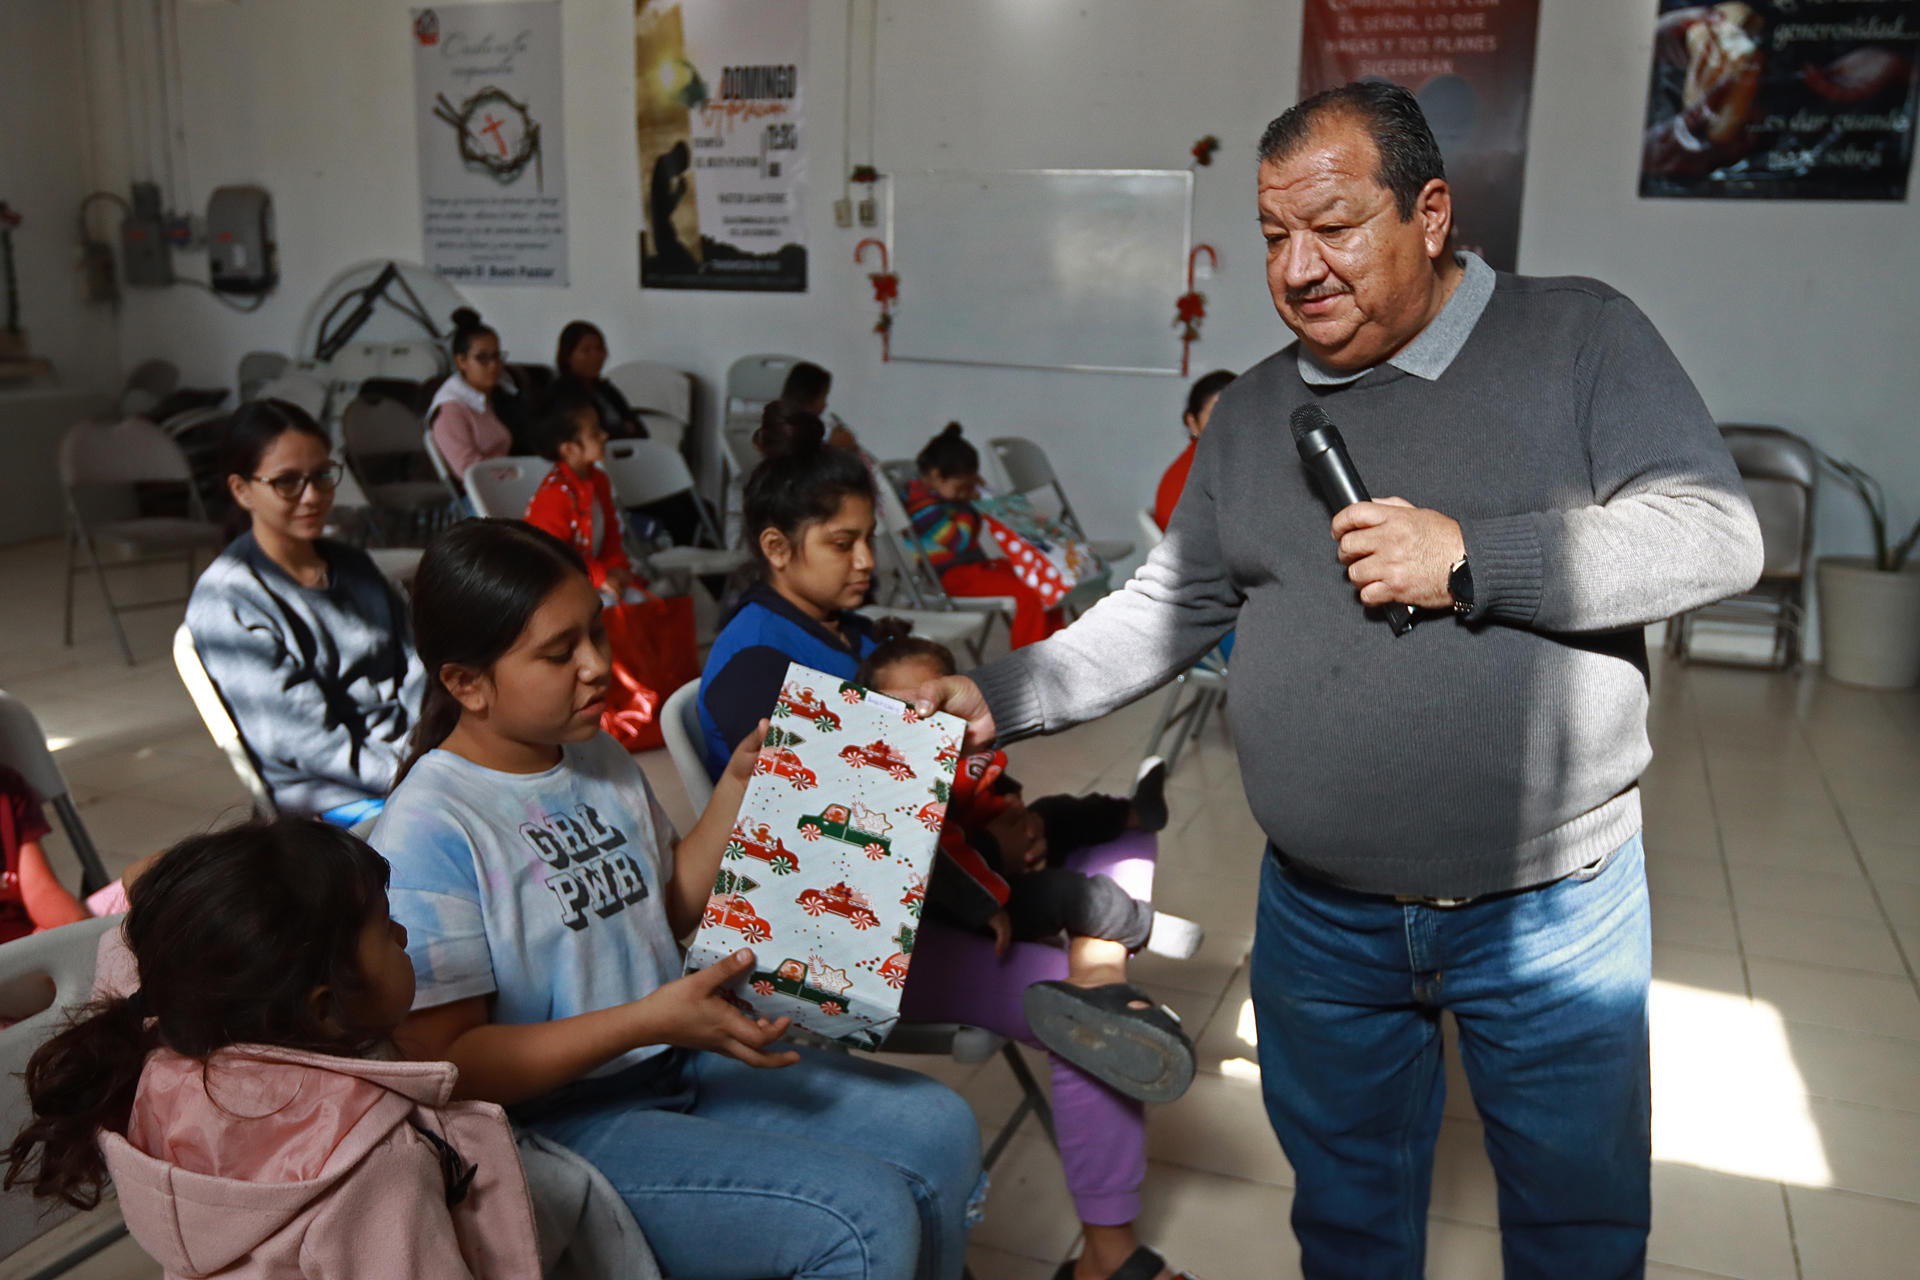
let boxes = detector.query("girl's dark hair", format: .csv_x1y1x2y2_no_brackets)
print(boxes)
915,422,977,477
397,520,590,785
534,385,596,462
3,819,392,1208
856,621,956,687
1185,370,1237,420
219,398,332,542
449,306,497,360
778,361,832,409
742,434,875,572
753,400,826,458
555,320,603,374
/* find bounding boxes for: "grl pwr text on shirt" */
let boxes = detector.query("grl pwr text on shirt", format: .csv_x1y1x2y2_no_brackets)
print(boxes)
520,804,651,930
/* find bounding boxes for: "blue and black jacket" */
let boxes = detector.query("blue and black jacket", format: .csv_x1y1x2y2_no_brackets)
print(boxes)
697,584,879,779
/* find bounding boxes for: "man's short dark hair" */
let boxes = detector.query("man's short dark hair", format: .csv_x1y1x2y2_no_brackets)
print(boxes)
1258,81,1445,220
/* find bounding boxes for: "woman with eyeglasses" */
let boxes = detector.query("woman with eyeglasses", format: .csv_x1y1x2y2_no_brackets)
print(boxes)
427,307,515,480
185,399,426,826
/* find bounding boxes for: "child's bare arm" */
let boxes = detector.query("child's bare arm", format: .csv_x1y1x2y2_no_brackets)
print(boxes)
664,720,768,937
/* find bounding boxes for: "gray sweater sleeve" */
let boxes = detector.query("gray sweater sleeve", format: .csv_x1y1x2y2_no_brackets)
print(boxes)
973,436,1241,743
1459,295,1764,632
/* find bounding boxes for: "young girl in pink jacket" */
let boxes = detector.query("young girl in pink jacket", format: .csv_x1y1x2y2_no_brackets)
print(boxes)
3,819,543,1280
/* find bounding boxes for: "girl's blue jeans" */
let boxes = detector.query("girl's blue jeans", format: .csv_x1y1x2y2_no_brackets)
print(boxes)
518,1045,981,1280
1252,832,1651,1280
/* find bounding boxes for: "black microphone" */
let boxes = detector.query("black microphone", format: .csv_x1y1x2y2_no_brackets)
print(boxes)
1290,403,1415,636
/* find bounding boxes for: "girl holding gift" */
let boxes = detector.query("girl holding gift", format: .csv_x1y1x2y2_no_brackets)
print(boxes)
700,443,1196,1280
902,424,1063,649
372,519,980,1280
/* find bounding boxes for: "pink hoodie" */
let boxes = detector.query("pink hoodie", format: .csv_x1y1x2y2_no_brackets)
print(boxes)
99,1045,540,1279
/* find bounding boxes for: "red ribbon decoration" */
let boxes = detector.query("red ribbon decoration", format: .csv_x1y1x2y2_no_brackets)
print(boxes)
1177,244,1217,375
855,239,896,362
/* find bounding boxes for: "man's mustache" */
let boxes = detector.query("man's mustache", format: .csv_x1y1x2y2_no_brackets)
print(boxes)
1287,283,1352,305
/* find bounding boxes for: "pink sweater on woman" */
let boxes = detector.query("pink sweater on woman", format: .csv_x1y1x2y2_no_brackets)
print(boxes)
431,401,513,480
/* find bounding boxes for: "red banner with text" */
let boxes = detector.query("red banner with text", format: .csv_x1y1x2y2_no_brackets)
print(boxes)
1299,0,1542,271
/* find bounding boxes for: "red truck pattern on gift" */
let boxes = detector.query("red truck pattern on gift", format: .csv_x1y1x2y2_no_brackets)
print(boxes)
753,745,818,791
775,687,842,731
840,739,917,780
750,956,854,1015
702,892,772,943
797,802,894,859
797,881,882,930
726,821,802,874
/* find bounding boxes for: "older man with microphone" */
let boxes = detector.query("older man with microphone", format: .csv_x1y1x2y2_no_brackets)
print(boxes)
918,82,1762,1280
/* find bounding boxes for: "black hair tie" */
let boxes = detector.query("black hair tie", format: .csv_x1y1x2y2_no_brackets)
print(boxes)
123,989,151,1019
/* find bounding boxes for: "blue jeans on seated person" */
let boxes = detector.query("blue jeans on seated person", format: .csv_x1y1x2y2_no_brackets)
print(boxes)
1251,832,1650,1280
519,1045,981,1280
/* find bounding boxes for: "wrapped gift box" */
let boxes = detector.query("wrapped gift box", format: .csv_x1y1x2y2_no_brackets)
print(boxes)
685,662,964,1049
976,492,1109,608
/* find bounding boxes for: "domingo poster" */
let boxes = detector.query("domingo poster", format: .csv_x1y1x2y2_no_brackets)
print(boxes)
411,3,568,286
636,0,808,292
1299,0,1543,272
1639,2,1918,200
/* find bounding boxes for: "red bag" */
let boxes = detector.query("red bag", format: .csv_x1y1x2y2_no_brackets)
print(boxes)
598,592,699,751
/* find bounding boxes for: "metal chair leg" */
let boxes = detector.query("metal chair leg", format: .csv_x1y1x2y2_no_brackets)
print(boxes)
1141,674,1187,761
52,795,111,898
78,532,136,666
62,524,78,647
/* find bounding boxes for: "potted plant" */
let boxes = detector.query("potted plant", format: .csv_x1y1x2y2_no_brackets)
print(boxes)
1817,455,1920,688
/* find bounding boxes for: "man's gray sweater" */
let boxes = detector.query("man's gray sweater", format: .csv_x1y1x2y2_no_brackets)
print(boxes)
973,271,1764,897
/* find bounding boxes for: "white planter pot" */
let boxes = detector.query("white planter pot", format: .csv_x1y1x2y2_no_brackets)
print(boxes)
1816,557,1920,689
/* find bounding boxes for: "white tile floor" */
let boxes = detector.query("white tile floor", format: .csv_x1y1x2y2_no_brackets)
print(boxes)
7,536,1920,1280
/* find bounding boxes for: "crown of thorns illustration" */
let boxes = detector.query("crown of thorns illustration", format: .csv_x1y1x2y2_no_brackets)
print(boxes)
435,87,544,188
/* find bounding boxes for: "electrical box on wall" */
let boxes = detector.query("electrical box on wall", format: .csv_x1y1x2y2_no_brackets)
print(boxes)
120,182,173,288
207,185,276,294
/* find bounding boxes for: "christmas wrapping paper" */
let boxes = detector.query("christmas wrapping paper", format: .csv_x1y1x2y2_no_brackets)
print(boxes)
685,662,964,1049
976,492,1109,608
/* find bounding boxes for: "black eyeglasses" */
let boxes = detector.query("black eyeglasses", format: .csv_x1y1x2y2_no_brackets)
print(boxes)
252,463,344,500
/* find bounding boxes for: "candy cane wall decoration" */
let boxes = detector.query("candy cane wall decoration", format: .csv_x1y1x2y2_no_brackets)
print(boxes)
855,239,897,362
1175,244,1216,376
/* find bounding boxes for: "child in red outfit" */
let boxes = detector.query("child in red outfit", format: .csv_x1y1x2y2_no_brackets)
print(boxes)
0,767,87,945
523,388,645,603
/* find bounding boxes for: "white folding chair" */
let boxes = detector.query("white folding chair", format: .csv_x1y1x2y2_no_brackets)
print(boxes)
602,440,749,582
172,624,276,817
661,679,713,813
0,917,130,1275
236,350,290,403
381,340,447,383
252,370,329,419
607,361,694,426
854,607,995,666
989,436,1133,564
464,456,550,520
337,399,456,534
59,417,223,666
723,353,799,418
1138,506,1165,550
0,691,112,896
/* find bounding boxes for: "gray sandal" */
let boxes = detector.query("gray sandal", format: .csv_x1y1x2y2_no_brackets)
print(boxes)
1023,981,1196,1104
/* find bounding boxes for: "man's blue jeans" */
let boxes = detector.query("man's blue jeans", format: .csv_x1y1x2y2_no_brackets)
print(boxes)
1251,833,1651,1280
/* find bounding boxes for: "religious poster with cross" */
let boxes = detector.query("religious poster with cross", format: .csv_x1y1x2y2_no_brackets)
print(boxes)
412,2,570,286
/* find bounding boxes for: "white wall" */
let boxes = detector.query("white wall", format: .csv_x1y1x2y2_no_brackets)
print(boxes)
65,0,1920,648
0,1,118,391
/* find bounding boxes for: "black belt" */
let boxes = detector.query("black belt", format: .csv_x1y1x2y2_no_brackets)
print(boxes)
1272,845,1614,909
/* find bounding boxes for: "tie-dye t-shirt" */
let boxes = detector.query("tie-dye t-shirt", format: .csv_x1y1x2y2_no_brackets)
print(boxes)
370,733,681,1076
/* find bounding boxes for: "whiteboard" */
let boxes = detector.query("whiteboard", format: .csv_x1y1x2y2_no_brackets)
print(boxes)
886,170,1192,375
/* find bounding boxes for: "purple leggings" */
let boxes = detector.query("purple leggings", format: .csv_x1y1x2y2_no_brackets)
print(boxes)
899,828,1157,1226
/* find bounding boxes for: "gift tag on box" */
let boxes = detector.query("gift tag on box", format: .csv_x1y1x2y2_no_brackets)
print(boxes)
685,662,964,1049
